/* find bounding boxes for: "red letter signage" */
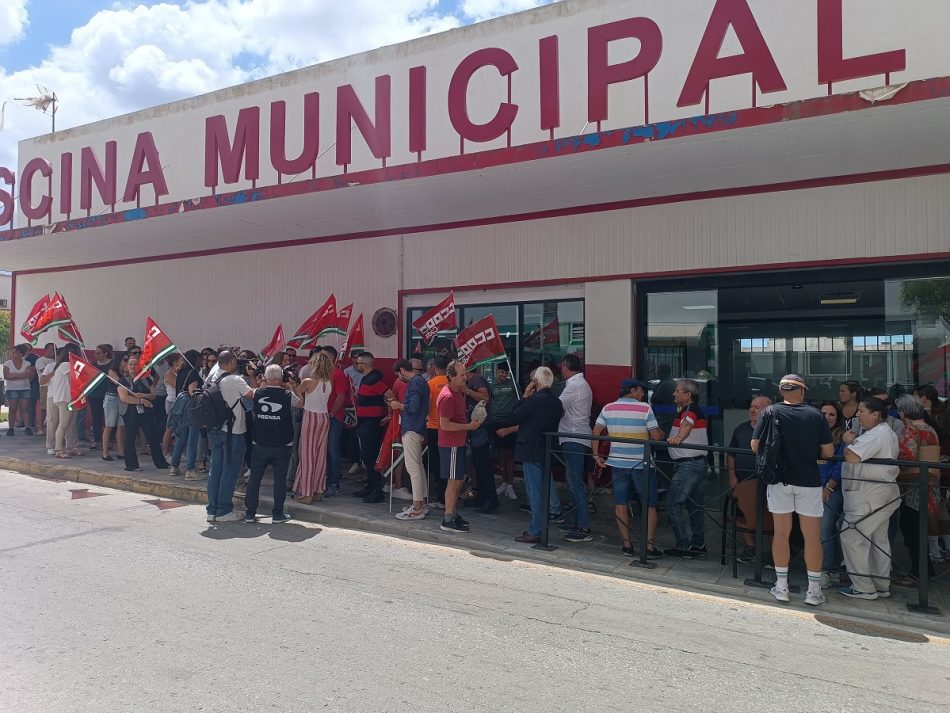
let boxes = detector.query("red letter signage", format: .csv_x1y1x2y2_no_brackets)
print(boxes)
204,107,261,190
336,76,392,168
20,158,52,222
271,93,320,178
0,167,14,226
123,132,170,204
448,48,519,145
678,0,786,109
817,0,906,87
588,18,662,125
80,142,118,212
408,66,427,156
539,35,560,134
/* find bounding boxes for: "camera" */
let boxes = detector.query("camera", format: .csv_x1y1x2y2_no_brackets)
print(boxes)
282,365,297,383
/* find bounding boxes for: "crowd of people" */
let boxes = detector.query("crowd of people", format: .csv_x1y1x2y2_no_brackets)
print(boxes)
5,339,949,604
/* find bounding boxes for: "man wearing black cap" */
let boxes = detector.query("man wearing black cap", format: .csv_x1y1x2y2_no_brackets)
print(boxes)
752,374,834,606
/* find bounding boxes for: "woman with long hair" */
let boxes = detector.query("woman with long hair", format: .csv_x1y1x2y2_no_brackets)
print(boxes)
914,385,950,459
818,401,846,587
169,350,204,479
894,395,940,584
292,351,334,503
3,344,36,436
838,380,863,433
45,343,82,458
118,354,170,472
102,353,129,461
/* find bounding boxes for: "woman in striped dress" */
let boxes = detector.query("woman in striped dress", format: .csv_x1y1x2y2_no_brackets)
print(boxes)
292,351,334,503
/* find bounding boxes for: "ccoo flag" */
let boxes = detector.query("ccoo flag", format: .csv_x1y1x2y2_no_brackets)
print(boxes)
29,292,72,341
334,303,353,336
67,353,107,411
287,294,337,349
20,294,50,343
454,314,506,368
341,313,365,358
134,316,177,381
412,292,457,343
260,324,285,363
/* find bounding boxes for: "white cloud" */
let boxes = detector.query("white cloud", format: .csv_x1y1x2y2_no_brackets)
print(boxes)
0,0,29,48
0,0,557,172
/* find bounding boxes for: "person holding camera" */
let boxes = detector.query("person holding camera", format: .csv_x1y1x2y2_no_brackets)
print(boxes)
243,363,301,523
118,353,170,473
291,351,335,503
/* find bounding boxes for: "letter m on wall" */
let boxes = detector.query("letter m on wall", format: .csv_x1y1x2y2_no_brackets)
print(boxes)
205,107,261,191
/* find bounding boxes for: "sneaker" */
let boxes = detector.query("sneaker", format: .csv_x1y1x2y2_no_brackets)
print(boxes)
646,547,664,560
243,513,258,523
206,513,216,523
47,448,56,455
455,514,470,526
564,529,593,543
496,482,507,495
804,590,826,606
23,427,33,436
428,501,445,511
347,463,362,475
216,511,244,522
272,513,293,524
382,483,391,494
664,547,694,559
504,484,517,500
324,484,342,498
395,507,426,521
737,547,755,564
5,429,13,436
518,502,531,513
391,487,413,501
402,503,430,515
168,466,182,476
184,469,203,481
875,590,892,599
820,572,833,590
770,585,791,603
838,587,878,600
440,516,470,533
689,544,708,559
621,546,636,557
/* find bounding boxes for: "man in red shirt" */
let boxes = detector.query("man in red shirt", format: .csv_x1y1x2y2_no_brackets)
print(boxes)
438,360,484,532
322,345,349,497
353,352,392,503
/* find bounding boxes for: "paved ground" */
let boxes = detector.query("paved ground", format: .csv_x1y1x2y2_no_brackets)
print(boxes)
0,432,948,634
2,470,948,713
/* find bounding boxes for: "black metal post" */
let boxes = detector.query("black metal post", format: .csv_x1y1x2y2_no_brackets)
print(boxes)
631,442,656,569
908,463,939,614
533,433,557,552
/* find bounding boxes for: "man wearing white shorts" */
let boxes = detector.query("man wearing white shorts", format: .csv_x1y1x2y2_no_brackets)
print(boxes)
753,374,833,606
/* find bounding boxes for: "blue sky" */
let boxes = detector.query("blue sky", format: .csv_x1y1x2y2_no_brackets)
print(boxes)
0,0,554,169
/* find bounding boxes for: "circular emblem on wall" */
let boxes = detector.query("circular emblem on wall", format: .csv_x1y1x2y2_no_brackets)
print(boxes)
372,307,398,338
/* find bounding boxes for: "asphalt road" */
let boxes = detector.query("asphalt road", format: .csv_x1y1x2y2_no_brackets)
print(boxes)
1,470,948,713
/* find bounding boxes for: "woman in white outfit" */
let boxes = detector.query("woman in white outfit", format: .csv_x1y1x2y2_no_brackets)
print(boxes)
839,397,901,600
44,343,83,458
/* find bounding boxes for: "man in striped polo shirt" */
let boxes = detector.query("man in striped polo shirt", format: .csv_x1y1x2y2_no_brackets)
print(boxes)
592,379,664,558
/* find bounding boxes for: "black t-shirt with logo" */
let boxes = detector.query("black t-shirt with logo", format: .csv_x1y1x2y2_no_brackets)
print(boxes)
252,387,294,447
728,420,756,481
753,402,833,488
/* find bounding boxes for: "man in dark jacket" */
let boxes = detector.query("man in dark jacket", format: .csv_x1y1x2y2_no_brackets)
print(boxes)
353,352,391,503
496,366,564,544
389,359,430,520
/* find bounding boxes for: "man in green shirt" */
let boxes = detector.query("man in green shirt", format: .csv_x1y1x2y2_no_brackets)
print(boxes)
490,364,519,500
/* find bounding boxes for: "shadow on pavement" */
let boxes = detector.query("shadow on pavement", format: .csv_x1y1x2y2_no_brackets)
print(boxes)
200,522,321,543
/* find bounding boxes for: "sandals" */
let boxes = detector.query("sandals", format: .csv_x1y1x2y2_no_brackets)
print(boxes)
55,452,71,459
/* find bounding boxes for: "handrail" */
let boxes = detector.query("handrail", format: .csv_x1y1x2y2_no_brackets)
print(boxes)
538,430,945,615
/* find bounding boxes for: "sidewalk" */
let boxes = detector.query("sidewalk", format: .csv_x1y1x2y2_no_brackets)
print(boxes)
1,430,947,635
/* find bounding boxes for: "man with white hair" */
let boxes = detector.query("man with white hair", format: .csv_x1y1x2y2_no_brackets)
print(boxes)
243,363,301,523
496,366,564,545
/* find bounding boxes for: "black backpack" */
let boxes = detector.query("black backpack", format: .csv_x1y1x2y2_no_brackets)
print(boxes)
189,373,238,431
755,405,785,485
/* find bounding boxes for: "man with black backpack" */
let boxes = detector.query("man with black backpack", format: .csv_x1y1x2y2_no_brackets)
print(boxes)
194,350,256,523
752,374,834,606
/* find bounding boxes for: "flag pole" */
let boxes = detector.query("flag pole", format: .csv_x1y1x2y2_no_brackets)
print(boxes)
505,356,521,399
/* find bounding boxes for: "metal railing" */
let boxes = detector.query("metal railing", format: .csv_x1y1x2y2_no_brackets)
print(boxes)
538,431,949,615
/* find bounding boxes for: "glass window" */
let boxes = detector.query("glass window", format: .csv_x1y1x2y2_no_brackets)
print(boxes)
886,277,950,398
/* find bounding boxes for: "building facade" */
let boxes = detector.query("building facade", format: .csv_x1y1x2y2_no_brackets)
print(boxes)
0,0,948,443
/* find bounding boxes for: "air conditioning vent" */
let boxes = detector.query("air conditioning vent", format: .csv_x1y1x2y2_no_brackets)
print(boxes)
0,299,8,308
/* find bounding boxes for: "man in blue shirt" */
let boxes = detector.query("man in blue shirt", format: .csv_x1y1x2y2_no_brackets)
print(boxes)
389,359,430,520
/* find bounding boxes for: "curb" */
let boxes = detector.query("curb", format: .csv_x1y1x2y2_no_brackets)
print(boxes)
3,454,948,638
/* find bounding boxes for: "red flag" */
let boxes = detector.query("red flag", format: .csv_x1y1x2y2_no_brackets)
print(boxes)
375,411,401,472
67,353,107,411
20,294,49,343
341,313,365,359
335,303,353,335
454,314,506,368
134,316,177,380
260,324,285,362
412,292,457,343
287,294,337,349
29,292,71,340
525,318,559,349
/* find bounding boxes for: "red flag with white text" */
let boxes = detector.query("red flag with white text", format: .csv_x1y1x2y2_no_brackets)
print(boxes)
260,324,285,362
20,294,49,343
335,303,353,336
29,292,71,341
341,313,365,358
412,292,457,344
454,314,506,368
67,353,107,411
134,316,177,380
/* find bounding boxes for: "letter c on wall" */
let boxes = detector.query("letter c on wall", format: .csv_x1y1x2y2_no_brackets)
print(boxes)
448,48,519,144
